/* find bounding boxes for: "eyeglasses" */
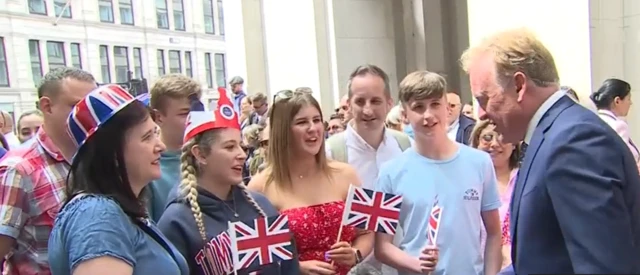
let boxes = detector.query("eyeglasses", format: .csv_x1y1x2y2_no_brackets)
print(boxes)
480,132,504,144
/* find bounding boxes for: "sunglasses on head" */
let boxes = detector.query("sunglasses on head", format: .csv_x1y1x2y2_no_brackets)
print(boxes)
271,89,313,109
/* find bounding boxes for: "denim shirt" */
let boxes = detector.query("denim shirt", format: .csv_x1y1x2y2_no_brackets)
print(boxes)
48,195,189,275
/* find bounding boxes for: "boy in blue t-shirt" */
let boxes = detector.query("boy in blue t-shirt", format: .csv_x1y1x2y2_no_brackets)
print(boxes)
374,71,502,275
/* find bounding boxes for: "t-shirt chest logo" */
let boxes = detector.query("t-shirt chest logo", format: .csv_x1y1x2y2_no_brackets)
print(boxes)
463,188,480,201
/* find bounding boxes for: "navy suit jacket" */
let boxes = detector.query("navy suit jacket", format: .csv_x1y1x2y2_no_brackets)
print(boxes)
456,114,475,145
510,95,640,274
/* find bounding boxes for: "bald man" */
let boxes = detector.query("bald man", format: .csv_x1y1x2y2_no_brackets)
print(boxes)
446,92,475,145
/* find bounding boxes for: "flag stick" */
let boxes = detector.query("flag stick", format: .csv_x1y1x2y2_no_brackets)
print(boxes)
53,0,72,26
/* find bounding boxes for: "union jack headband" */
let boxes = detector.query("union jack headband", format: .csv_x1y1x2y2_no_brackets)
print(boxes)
183,88,239,142
67,84,136,149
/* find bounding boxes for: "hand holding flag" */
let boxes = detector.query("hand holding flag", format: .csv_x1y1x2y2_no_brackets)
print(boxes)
419,245,439,274
423,195,443,275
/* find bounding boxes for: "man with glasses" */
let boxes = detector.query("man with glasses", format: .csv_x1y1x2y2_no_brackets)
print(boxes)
327,113,345,137
249,93,269,125
446,91,475,145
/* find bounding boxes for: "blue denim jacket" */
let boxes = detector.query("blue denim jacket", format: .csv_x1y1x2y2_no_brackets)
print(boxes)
48,195,189,275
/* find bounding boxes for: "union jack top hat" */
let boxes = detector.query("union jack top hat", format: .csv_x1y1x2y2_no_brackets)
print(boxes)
184,88,239,142
67,84,136,149
136,93,150,106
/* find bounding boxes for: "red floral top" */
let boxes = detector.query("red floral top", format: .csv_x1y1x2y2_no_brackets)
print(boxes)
502,212,511,245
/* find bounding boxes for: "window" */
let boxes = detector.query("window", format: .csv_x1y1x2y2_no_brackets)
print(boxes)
157,50,165,76
70,43,82,69
204,53,213,88
203,0,215,34
99,0,114,23
133,48,143,79
54,0,71,18
46,41,66,70
114,46,129,83
0,38,8,87
119,0,134,25
184,51,193,77
99,45,111,83
29,40,43,86
217,0,224,35
168,50,181,74
28,0,47,15
156,0,169,29
173,0,185,31
214,53,226,88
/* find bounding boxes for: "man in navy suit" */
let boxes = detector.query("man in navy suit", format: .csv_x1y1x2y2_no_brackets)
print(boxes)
461,27,640,274
446,92,475,145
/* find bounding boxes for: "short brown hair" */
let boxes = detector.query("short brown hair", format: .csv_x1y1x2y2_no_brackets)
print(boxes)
329,113,343,121
150,74,201,112
460,28,559,87
251,93,267,105
398,71,447,104
347,65,391,98
295,87,313,94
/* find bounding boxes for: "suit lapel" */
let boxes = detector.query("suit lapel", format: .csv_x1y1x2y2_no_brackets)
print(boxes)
509,96,575,264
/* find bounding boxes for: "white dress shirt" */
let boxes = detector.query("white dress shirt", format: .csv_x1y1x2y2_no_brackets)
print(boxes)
524,91,566,144
325,123,408,189
447,118,460,141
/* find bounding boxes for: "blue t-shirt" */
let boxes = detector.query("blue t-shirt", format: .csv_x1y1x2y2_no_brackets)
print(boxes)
146,150,181,222
375,145,501,275
48,195,189,275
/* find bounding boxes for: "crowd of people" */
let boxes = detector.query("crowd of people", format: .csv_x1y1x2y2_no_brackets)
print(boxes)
0,27,636,275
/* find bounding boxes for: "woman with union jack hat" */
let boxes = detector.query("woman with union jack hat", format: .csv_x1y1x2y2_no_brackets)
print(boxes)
47,84,189,275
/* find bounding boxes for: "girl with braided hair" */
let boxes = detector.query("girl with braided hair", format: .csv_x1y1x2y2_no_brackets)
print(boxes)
157,92,298,275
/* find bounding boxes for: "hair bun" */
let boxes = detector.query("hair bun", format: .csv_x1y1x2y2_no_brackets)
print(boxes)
589,92,600,102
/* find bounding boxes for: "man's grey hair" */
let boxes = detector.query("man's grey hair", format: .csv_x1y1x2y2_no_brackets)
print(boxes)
346,64,391,99
347,263,383,275
37,67,95,98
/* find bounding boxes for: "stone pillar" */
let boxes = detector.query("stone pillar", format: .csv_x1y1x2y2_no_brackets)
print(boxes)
465,0,593,117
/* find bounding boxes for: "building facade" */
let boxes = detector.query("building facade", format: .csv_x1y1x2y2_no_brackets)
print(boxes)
0,0,229,117
227,0,640,141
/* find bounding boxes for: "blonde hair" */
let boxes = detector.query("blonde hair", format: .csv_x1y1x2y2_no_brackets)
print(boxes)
266,91,332,188
386,105,402,126
460,28,559,87
242,124,263,148
179,129,267,261
150,74,202,112
398,71,447,104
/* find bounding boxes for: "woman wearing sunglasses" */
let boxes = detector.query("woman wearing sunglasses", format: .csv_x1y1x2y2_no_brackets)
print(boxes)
470,120,521,269
249,90,372,275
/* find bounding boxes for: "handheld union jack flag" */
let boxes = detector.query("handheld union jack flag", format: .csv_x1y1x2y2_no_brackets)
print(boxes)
228,215,295,272
341,185,403,235
426,196,443,246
